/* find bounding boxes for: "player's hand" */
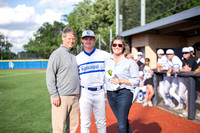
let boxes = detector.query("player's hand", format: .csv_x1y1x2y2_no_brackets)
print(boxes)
110,78,120,85
51,96,61,107
173,68,179,72
183,65,190,71
167,72,171,77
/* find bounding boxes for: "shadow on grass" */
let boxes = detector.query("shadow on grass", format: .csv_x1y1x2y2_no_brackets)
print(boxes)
107,119,161,133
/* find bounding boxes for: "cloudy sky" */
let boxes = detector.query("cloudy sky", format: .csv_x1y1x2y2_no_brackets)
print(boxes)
0,0,84,54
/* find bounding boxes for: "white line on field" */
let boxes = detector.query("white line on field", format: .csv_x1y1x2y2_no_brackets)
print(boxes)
0,71,46,78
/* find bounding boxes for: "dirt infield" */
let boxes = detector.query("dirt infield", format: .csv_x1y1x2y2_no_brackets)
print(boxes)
77,99,200,133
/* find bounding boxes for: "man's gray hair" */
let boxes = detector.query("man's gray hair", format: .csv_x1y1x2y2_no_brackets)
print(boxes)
62,27,77,38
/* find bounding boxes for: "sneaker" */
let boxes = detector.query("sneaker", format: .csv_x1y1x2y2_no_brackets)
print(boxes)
136,99,143,103
174,103,184,110
165,104,170,108
169,102,175,108
143,102,148,107
196,113,200,117
148,101,153,106
179,111,188,117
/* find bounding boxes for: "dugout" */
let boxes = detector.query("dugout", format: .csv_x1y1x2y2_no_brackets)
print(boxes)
121,6,200,69
121,6,200,122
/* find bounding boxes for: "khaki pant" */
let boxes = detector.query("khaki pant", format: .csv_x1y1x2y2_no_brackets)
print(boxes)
52,95,79,133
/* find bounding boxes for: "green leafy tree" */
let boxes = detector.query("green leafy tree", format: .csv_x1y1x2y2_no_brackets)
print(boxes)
121,0,140,31
64,0,115,52
23,0,200,57
0,33,15,60
24,21,65,59
151,0,200,21
64,0,95,46
121,0,200,31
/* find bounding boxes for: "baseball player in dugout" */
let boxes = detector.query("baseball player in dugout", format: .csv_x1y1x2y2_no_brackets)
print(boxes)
179,47,199,117
76,30,110,133
166,49,185,110
46,28,80,133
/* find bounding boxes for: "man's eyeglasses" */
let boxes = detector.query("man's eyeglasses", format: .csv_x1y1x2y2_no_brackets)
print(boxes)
112,43,123,47
182,52,189,54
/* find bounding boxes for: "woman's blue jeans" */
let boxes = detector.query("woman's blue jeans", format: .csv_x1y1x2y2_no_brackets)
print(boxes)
107,89,133,133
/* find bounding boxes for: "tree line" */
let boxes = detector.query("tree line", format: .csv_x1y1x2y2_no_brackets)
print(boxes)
1,0,200,59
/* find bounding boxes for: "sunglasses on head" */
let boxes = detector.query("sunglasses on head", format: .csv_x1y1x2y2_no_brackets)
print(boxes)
182,52,189,54
112,43,123,47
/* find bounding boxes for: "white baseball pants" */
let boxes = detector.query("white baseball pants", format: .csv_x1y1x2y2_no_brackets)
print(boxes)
169,77,186,104
79,88,106,133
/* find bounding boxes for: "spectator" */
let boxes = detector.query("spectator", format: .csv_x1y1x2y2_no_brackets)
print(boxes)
105,35,140,133
143,58,154,107
46,28,80,133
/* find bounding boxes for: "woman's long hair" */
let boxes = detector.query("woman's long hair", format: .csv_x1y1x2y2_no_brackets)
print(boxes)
110,35,130,56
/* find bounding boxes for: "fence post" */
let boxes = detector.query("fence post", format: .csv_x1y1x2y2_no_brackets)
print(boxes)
153,73,158,105
188,76,196,120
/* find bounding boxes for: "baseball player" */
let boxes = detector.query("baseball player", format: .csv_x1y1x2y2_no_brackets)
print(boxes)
188,46,199,63
179,47,199,117
157,49,175,107
166,49,185,110
137,52,145,64
76,30,110,133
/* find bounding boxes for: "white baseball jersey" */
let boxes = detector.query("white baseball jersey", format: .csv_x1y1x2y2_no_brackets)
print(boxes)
158,55,170,70
168,55,183,70
139,57,145,64
76,48,110,87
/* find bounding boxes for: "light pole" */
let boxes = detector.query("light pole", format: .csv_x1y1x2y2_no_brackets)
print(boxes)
116,0,119,35
141,0,146,26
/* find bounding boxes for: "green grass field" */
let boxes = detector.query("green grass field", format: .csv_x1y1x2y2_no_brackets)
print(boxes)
0,70,52,133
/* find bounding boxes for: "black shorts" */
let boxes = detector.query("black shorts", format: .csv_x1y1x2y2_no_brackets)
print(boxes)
144,78,153,86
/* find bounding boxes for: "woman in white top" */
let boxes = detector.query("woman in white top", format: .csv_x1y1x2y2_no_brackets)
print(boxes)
105,35,139,133
143,58,155,107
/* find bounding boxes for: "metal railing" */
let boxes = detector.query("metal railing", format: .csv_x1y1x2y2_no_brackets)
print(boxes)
153,69,200,120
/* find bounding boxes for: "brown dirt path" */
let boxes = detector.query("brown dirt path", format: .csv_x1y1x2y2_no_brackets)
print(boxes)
77,99,200,133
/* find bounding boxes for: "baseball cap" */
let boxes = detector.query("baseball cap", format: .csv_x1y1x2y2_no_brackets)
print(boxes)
188,46,194,52
182,47,190,53
157,49,164,54
139,71,144,77
82,30,95,38
166,49,174,55
137,52,143,56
